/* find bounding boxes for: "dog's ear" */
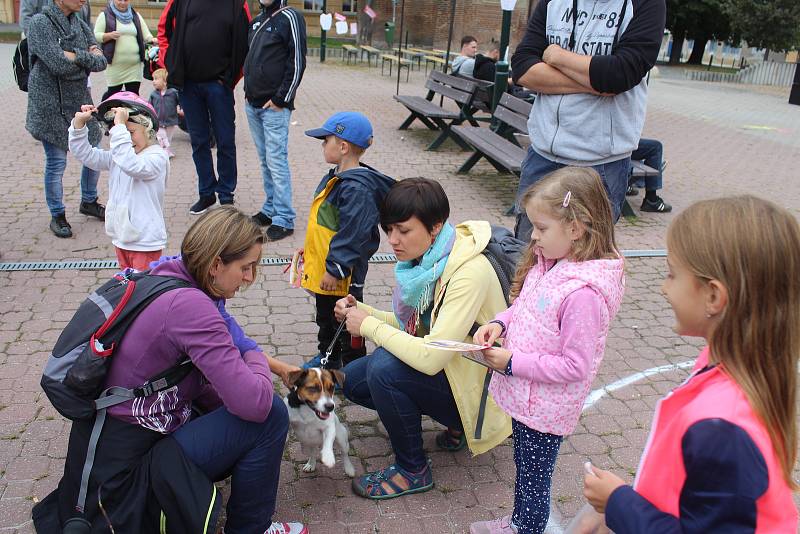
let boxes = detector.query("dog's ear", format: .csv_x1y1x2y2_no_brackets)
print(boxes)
287,369,306,387
330,369,345,386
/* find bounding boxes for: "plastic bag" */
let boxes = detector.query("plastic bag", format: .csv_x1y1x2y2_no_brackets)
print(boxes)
563,504,613,534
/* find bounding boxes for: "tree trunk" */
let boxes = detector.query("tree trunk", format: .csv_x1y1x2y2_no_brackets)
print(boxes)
687,38,708,65
669,32,685,64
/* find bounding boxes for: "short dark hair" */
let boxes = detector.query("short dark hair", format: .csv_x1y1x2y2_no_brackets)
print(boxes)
460,35,477,48
380,178,450,232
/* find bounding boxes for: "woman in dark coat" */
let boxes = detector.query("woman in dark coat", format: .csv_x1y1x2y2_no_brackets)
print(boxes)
26,0,107,238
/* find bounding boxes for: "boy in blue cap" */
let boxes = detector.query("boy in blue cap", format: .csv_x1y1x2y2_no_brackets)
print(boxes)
301,112,395,369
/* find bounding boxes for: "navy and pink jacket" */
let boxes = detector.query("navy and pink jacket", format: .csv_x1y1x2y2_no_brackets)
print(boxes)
606,348,797,533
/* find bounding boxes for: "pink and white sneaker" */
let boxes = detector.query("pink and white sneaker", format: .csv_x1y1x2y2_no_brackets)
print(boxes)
264,522,308,534
469,515,518,534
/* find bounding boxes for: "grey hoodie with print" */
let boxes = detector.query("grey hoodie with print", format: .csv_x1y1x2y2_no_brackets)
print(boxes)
511,0,665,166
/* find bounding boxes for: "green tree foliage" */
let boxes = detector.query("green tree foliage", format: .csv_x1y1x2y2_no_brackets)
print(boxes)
726,0,800,52
666,0,732,64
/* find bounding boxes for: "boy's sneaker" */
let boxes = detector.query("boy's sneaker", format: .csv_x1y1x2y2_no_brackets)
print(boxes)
265,522,308,534
266,225,293,241
219,197,234,206
49,214,73,238
252,212,272,227
79,200,105,220
641,195,672,213
625,184,637,196
469,515,518,534
190,196,216,215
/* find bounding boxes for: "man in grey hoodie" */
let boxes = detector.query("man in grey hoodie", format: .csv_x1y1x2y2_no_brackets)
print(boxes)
451,35,478,77
511,0,665,237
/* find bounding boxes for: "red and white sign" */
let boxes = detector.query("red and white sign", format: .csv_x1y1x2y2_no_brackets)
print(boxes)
334,12,347,22
364,6,377,20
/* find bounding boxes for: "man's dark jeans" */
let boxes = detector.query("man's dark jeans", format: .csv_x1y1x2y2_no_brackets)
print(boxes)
179,80,238,203
514,147,630,240
172,397,288,533
630,138,664,191
342,347,462,472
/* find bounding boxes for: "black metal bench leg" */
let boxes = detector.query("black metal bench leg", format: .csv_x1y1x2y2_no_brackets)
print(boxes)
621,199,637,219
457,152,484,174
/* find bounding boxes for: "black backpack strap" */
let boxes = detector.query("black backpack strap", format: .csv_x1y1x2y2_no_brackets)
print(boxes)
94,357,195,410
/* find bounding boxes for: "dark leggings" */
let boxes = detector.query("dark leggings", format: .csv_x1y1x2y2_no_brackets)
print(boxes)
511,419,563,534
102,81,141,101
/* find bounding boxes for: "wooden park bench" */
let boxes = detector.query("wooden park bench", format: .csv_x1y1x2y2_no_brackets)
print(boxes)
360,45,381,67
342,44,360,65
452,92,532,174
423,55,447,74
394,71,488,151
381,54,412,81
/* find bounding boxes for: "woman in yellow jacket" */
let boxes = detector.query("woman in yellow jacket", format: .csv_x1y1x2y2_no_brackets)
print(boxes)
337,178,512,500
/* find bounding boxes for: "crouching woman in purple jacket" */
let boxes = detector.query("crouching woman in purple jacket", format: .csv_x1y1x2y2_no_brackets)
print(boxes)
42,206,306,534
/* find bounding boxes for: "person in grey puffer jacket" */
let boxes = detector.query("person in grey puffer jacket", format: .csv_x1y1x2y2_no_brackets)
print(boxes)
26,1,107,239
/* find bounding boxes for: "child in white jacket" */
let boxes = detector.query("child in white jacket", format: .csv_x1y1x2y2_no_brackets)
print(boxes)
69,95,168,270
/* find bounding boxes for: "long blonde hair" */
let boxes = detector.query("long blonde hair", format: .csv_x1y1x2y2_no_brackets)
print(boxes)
510,167,618,298
181,206,265,298
667,196,800,489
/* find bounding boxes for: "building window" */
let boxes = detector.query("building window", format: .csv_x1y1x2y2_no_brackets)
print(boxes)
343,0,358,13
304,0,324,11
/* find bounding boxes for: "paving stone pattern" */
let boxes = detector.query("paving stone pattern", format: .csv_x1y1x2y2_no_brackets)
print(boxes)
1,45,799,532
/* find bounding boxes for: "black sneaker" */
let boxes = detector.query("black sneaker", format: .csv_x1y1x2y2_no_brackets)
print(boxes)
79,200,105,220
189,196,216,215
626,184,637,196
252,212,272,227
266,225,293,241
641,195,673,213
219,197,235,206
49,213,73,238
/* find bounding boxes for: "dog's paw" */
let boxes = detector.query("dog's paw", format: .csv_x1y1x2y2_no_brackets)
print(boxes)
344,460,355,478
321,449,336,468
302,460,316,473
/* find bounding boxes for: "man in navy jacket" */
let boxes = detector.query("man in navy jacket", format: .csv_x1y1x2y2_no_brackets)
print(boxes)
244,0,307,241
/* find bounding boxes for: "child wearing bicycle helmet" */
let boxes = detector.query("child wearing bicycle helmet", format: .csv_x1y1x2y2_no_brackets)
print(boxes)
68,91,168,270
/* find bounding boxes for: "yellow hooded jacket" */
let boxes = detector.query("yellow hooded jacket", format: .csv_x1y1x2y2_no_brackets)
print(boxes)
357,220,512,455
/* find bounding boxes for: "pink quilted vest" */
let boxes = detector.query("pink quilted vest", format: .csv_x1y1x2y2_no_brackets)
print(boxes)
489,255,624,435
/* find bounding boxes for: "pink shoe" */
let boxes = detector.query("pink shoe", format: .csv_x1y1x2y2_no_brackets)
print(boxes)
469,515,517,534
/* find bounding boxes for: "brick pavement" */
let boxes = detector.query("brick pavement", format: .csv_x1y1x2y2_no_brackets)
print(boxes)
1,44,799,532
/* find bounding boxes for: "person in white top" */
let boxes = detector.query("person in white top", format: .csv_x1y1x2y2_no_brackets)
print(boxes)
68,91,168,270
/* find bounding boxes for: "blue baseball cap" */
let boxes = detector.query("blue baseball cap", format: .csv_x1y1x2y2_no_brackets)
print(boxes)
305,111,373,149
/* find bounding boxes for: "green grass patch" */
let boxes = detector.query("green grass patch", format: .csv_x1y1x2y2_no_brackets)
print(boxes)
0,31,22,43
307,36,355,49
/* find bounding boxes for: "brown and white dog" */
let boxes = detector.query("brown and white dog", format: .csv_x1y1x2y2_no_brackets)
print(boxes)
284,368,355,477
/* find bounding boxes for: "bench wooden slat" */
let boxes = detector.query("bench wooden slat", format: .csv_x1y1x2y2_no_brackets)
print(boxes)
429,70,477,93
424,79,473,105
493,105,529,134
630,160,659,175
393,95,461,119
360,45,380,53
499,92,533,116
453,126,526,171
382,54,412,65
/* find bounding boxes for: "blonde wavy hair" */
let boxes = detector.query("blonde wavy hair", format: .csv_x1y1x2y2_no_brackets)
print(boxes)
667,196,800,489
181,206,265,298
510,167,618,298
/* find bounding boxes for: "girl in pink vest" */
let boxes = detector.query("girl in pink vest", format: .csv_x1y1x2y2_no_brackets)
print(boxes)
584,196,799,533
470,167,625,534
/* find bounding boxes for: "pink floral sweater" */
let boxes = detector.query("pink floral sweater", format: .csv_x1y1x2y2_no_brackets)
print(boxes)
489,254,625,435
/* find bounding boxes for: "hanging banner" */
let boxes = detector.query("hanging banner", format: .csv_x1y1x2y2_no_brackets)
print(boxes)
364,5,377,20
350,22,358,35
335,20,349,34
319,13,333,30
334,12,347,22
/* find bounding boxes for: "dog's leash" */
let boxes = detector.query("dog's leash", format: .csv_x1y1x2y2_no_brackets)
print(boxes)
320,320,348,368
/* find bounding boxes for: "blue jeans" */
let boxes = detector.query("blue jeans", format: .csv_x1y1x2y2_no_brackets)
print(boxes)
42,140,99,217
515,147,630,239
511,420,562,534
342,347,462,472
179,81,238,202
172,397,289,534
245,103,295,229
630,138,663,190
